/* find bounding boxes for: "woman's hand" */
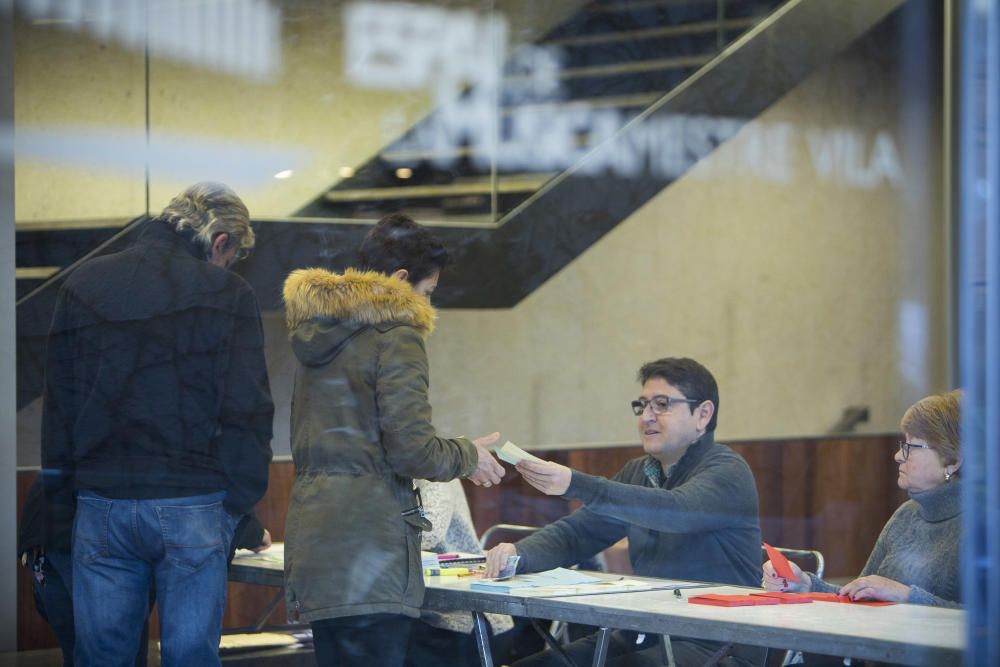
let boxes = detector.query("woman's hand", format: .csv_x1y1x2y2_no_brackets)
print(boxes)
468,432,505,487
762,559,808,592
839,575,912,602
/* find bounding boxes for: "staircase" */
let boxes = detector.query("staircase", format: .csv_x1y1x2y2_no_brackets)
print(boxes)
296,0,785,224
15,0,912,412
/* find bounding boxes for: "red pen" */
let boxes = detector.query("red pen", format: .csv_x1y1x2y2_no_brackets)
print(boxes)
438,554,460,560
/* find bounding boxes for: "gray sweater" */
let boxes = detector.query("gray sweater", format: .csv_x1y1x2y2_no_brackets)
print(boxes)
806,480,961,608
514,433,762,587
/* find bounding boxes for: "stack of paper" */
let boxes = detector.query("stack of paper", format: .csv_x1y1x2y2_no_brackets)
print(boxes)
437,552,487,565
218,632,302,652
471,567,601,593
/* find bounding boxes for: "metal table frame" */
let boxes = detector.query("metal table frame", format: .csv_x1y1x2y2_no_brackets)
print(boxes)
229,551,964,667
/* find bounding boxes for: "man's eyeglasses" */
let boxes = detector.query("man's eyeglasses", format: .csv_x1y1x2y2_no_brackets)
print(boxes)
630,395,699,416
898,440,931,461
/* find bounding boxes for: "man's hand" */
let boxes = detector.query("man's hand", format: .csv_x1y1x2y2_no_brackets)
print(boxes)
516,459,572,496
252,529,272,553
761,559,808,592
839,575,912,602
468,432,505,487
485,542,518,578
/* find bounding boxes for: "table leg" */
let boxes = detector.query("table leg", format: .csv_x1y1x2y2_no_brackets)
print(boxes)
252,587,286,633
698,641,733,667
529,619,577,667
591,627,612,667
661,634,676,667
472,612,494,667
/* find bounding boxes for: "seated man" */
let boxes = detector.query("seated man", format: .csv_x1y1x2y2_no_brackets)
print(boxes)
485,357,764,667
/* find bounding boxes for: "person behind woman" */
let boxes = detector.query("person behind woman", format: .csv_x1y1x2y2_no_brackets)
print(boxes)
405,479,514,667
282,213,505,667
764,390,962,607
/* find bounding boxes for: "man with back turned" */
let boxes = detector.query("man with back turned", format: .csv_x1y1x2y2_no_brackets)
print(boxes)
41,182,274,666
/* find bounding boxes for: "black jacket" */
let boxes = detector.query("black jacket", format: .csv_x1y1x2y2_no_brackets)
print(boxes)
40,219,274,548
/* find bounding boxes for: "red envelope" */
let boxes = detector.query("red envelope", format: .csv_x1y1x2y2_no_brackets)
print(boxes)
801,592,896,606
802,592,848,602
763,542,800,582
750,592,813,604
689,594,780,607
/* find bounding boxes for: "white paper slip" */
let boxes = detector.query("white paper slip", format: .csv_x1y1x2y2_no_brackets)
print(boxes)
494,441,545,465
519,579,683,598
232,543,285,564
521,567,603,586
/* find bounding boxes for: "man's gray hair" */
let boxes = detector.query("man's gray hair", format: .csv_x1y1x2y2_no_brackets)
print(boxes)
159,182,254,256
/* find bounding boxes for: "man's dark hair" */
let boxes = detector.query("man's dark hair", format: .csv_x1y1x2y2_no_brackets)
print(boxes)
638,357,720,432
359,213,449,285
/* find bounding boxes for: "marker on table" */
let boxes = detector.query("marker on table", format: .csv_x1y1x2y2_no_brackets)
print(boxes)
425,567,471,576
438,554,461,560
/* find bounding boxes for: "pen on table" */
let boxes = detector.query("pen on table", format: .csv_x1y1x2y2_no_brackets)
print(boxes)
438,554,461,560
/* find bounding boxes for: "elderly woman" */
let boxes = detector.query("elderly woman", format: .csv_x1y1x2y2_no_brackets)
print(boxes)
764,390,962,607
406,479,513,667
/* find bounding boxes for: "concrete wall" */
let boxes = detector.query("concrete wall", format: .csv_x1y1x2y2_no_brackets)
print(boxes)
13,2,944,462
249,26,946,456
420,25,945,448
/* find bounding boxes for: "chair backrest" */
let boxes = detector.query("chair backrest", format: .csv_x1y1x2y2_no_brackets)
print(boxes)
478,523,541,551
763,545,825,579
761,546,827,667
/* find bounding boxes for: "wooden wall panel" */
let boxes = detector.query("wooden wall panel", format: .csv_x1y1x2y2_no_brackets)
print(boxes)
221,462,296,630
466,435,906,579
16,473,58,651
15,434,907,650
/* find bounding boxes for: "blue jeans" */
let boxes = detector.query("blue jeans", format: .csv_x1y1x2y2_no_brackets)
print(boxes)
72,491,237,667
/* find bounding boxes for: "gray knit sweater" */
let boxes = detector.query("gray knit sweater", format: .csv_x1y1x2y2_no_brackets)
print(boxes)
513,432,762,587
805,480,961,608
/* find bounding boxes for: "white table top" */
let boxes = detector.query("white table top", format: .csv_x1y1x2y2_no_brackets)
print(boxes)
229,545,965,666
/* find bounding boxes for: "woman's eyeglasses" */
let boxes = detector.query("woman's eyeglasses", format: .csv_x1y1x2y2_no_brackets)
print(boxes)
898,440,931,461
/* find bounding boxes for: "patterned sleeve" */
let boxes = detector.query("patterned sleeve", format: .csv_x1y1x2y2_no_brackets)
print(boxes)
416,479,454,552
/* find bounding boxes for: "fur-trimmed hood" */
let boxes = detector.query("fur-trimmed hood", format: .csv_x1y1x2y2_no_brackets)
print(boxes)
283,268,436,367
284,267,436,334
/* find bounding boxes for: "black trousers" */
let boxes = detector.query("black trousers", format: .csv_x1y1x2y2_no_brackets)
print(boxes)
405,621,482,667
511,630,765,667
311,614,412,667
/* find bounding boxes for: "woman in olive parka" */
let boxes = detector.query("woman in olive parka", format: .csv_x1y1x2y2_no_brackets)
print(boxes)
282,214,504,667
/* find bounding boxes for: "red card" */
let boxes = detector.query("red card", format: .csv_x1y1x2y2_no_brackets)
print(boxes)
763,543,800,582
750,592,813,604
802,592,848,602
801,592,895,606
689,594,780,607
